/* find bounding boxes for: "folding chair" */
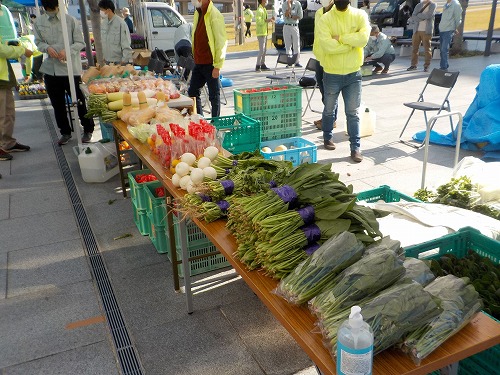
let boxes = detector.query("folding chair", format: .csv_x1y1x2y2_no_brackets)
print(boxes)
265,53,298,84
299,58,321,117
399,69,460,149
173,55,195,95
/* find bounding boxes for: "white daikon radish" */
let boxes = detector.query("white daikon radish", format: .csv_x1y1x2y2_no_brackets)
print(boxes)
197,156,212,169
181,152,196,166
203,166,217,180
172,173,181,187
179,175,191,190
190,168,204,185
175,162,190,177
204,146,219,161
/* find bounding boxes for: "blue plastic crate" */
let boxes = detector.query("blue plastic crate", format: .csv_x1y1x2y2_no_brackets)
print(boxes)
260,137,317,166
100,119,114,141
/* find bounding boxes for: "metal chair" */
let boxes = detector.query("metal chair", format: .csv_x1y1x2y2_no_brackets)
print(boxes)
299,58,321,117
399,68,460,148
265,53,298,84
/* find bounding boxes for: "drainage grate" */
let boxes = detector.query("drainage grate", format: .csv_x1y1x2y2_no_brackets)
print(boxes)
42,103,144,375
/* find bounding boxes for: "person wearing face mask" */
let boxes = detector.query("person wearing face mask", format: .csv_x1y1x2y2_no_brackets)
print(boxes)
316,0,370,162
255,0,274,72
407,0,436,72
364,25,396,74
187,0,227,118
311,0,337,130
282,0,303,68
98,0,132,66
34,0,94,145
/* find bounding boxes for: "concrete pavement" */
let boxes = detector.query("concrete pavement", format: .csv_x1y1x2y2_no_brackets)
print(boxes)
0,46,497,375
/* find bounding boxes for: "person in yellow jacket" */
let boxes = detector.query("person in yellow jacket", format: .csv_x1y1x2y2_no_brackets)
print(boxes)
243,4,254,38
18,34,43,81
312,0,336,130
316,0,369,162
0,37,33,161
255,0,274,72
188,0,227,117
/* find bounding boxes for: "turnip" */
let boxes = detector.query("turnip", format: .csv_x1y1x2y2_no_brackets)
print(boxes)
179,175,191,190
203,166,217,180
172,173,181,187
181,152,196,166
186,180,195,193
204,146,219,161
190,168,205,185
197,156,212,169
175,161,190,177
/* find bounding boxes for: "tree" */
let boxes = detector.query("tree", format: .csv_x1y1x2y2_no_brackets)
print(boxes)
87,0,104,65
450,0,469,55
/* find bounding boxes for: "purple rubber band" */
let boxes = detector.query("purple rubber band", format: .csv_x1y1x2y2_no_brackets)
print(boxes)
304,243,321,255
269,180,277,188
199,194,212,202
271,185,298,208
301,224,321,244
216,200,230,213
220,180,234,195
232,160,238,166
297,206,315,225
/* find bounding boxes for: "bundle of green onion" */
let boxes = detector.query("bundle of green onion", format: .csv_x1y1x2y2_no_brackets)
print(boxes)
402,275,483,364
274,231,365,305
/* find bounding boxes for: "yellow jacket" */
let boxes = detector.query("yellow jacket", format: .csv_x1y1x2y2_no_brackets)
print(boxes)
192,2,228,69
0,37,26,82
316,6,370,75
312,8,325,64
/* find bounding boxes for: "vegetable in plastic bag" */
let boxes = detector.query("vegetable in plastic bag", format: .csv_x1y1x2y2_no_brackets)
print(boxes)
402,258,435,286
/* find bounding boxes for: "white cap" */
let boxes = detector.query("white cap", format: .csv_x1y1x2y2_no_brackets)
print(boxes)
349,306,363,329
122,7,130,15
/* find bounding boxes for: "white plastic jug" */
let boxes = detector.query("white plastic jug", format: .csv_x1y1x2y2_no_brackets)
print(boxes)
360,107,376,137
77,143,119,183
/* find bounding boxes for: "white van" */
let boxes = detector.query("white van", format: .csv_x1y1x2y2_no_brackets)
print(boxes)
131,1,186,52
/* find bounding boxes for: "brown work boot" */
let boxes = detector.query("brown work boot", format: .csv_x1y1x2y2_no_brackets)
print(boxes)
314,119,322,130
350,150,363,163
324,140,336,150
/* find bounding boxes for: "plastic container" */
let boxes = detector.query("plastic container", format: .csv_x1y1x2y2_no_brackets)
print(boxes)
207,113,261,154
99,119,115,141
360,107,376,137
356,185,421,203
336,306,374,375
76,143,119,183
233,85,302,115
131,200,150,236
253,109,302,141
127,170,158,210
260,137,317,166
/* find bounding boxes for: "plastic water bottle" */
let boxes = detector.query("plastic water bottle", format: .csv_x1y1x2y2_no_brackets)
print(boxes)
360,107,376,137
336,306,374,375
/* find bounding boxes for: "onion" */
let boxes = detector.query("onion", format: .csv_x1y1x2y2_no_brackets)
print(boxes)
261,146,272,153
179,175,191,190
181,152,196,166
274,145,288,152
203,166,217,180
175,161,190,177
197,156,212,169
204,146,219,161
190,168,204,185
172,173,181,187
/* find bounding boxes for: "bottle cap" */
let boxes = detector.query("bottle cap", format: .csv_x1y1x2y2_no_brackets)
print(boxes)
349,305,363,329
365,107,370,112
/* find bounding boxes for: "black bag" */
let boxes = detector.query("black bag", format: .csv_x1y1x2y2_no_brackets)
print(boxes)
299,76,316,87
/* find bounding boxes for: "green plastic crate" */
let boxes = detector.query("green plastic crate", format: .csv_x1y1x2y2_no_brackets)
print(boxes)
356,185,421,203
207,113,261,154
233,85,302,114
252,109,302,141
406,227,499,375
148,216,169,254
175,241,230,277
128,170,158,210
99,119,114,141
172,215,212,251
145,182,168,227
132,200,150,236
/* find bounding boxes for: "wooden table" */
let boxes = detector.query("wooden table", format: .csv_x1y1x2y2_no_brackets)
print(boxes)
113,120,500,375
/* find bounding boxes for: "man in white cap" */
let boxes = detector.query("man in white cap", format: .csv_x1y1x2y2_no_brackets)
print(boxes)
122,7,134,34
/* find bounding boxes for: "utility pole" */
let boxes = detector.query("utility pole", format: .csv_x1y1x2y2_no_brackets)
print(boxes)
484,0,498,56
78,0,94,66
234,0,244,45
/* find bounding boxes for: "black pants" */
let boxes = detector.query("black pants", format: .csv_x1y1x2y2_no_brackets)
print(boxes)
187,64,220,118
245,22,251,37
44,75,93,136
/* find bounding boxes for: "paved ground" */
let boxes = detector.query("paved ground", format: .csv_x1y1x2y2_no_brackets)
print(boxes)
0,45,498,375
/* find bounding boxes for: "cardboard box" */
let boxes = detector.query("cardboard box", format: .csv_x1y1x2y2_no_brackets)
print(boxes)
132,49,151,66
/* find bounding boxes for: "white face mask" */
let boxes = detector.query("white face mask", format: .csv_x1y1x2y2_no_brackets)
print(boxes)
100,10,107,18
191,0,202,8
370,35,377,41
320,0,331,7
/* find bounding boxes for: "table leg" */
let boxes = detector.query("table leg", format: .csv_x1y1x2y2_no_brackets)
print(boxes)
177,217,193,314
113,127,127,198
166,195,180,292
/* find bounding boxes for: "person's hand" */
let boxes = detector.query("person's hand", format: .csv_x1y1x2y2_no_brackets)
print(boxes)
24,48,33,58
47,46,59,59
212,67,220,79
58,49,66,61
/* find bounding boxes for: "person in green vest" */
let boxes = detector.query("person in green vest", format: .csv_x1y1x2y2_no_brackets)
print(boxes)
244,4,254,38
255,0,274,72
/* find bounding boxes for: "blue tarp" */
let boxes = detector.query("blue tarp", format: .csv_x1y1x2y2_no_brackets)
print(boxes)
413,64,500,156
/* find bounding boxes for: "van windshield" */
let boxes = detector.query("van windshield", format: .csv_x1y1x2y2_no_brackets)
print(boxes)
372,0,397,14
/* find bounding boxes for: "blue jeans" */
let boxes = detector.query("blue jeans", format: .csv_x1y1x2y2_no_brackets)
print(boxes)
188,64,220,117
322,71,362,152
439,31,453,70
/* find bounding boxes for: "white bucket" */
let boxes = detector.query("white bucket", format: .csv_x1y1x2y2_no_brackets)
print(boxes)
74,143,119,183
